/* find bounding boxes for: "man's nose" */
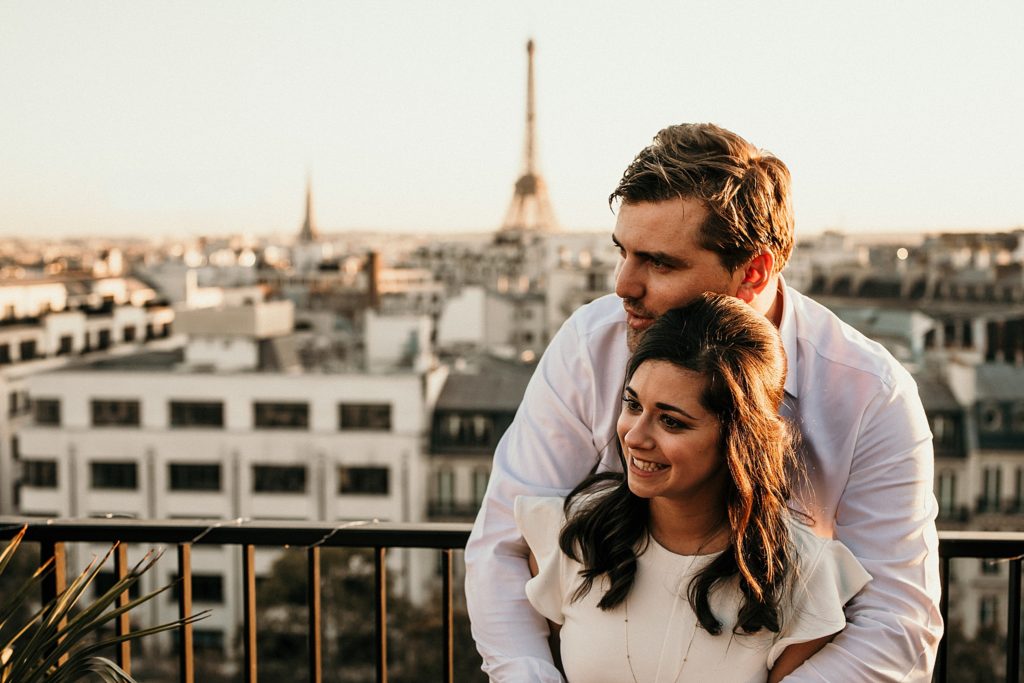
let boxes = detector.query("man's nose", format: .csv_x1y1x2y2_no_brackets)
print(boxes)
615,256,643,300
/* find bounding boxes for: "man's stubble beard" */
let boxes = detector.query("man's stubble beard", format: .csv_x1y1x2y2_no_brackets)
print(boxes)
626,327,642,352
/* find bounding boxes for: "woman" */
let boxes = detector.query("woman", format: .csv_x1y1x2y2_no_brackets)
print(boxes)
515,293,870,682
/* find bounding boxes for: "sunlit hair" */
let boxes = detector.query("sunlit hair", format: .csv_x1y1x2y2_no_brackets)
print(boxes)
609,122,794,275
559,293,797,635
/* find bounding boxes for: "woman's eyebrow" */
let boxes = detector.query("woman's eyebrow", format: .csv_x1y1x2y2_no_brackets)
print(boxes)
654,402,697,420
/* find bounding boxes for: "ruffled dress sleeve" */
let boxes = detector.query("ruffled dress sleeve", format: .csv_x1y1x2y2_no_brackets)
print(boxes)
514,495,570,625
767,524,873,668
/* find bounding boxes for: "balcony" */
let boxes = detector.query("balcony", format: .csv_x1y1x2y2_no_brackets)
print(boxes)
2,519,1023,683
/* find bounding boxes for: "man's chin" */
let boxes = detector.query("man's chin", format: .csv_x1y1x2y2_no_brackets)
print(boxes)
626,327,642,352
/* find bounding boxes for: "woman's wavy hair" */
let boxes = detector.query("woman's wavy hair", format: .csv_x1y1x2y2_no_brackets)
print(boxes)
559,293,797,635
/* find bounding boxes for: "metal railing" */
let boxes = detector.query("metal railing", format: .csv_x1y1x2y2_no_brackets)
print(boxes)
0,518,473,683
936,530,1024,683
3,520,1024,683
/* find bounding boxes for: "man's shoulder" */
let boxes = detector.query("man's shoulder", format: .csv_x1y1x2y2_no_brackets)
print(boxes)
787,287,913,392
566,293,627,339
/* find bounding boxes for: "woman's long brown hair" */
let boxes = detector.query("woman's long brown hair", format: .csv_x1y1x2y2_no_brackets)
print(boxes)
559,292,798,635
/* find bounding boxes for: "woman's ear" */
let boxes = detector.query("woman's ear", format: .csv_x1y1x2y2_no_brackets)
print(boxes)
735,251,775,304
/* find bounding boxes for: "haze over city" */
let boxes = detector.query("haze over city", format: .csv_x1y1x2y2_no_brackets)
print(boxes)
2,0,1023,238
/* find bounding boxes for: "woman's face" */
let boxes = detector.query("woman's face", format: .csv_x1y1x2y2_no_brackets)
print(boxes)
617,360,728,505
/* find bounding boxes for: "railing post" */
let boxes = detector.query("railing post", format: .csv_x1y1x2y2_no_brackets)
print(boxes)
375,546,388,683
936,555,949,683
39,540,68,666
1006,558,1021,683
114,542,131,675
441,549,454,683
178,543,194,683
243,544,258,683
308,546,322,683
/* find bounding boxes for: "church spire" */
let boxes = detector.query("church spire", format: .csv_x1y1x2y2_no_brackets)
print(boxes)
298,173,318,243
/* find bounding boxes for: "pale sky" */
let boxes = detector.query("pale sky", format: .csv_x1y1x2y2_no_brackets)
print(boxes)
2,1,1022,239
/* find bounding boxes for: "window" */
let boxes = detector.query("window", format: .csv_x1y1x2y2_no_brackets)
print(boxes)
91,462,138,490
338,466,389,495
57,335,73,355
19,339,37,361
170,401,224,428
440,412,493,447
980,559,1001,576
472,467,489,506
97,329,111,350
979,595,999,629
122,326,136,343
981,466,1002,512
169,573,224,604
435,467,455,508
22,459,57,488
253,465,306,493
254,402,308,429
339,403,391,431
91,400,140,427
170,628,225,655
979,403,1004,433
937,470,957,517
0,344,10,364
94,571,140,600
33,399,61,426
169,463,221,492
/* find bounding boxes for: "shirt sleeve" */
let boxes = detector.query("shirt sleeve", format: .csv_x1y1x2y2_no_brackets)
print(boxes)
767,536,871,669
784,375,943,682
515,496,570,625
464,312,615,682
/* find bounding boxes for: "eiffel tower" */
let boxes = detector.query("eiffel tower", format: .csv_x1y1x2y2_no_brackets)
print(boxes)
496,39,558,244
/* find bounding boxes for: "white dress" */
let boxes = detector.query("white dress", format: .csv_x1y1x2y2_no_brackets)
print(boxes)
515,496,872,683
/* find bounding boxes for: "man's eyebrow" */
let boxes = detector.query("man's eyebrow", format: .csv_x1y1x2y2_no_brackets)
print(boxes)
610,234,687,268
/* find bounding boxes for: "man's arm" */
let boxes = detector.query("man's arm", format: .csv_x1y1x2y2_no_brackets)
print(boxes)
465,312,619,681
785,377,943,682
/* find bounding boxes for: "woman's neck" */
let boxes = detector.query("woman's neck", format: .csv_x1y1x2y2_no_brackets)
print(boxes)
648,497,729,556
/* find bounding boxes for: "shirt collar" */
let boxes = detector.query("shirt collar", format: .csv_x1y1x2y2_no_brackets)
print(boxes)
777,275,799,399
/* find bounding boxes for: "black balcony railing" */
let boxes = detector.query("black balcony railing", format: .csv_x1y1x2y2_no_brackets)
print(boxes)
2,519,1024,683
0,517,473,683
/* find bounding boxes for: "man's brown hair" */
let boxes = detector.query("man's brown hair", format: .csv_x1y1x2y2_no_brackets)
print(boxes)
610,123,794,274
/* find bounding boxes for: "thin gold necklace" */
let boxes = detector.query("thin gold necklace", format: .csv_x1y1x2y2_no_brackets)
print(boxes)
623,520,726,683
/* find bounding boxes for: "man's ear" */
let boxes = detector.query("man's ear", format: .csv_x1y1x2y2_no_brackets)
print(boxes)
735,251,775,304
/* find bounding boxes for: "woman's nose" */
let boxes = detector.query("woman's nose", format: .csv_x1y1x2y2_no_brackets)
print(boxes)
622,418,653,449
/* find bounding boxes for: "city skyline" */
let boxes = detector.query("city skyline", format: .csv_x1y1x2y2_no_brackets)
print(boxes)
2,1,1023,239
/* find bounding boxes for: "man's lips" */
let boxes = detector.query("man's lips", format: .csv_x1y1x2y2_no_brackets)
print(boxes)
624,306,654,330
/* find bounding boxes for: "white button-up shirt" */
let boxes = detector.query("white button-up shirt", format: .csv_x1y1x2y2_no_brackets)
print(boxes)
465,282,942,682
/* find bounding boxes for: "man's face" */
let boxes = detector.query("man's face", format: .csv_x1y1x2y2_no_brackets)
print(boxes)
613,198,745,350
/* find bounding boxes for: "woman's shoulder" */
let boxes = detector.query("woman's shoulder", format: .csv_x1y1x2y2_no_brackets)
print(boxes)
784,512,872,602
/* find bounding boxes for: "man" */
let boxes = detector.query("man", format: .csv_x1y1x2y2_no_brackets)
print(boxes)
465,123,942,681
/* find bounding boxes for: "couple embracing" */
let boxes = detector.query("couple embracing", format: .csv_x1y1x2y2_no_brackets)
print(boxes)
466,124,942,682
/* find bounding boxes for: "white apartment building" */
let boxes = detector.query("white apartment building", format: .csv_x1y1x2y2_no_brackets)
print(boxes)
15,298,445,659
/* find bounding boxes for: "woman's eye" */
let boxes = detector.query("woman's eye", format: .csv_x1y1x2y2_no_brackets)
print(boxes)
660,415,684,430
621,395,641,412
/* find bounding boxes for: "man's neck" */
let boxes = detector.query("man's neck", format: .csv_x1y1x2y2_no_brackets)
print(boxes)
755,275,784,328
